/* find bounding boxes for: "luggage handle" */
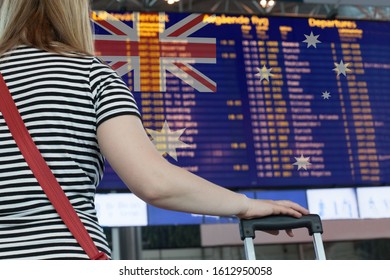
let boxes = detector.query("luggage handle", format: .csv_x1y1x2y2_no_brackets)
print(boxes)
239,214,323,240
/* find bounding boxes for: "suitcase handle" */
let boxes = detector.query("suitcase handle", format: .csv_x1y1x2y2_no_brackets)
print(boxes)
239,214,323,240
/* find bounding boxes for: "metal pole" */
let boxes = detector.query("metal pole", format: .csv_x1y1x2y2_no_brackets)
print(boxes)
244,237,257,260
111,227,121,260
119,227,143,260
313,233,327,260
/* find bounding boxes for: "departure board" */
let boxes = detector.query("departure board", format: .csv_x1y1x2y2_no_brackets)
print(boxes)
92,11,390,191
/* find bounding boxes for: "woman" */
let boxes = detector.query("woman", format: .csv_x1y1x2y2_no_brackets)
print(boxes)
0,0,309,259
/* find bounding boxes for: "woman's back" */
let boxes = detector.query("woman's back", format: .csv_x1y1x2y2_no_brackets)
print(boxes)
0,46,139,259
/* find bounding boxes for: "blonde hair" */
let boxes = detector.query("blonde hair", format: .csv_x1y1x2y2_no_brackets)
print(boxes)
0,0,94,56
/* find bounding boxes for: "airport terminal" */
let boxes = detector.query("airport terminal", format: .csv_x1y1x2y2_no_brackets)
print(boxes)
0,0,389,261
89,0,390,260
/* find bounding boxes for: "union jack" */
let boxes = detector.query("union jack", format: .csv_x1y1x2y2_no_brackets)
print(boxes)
93,11,217,92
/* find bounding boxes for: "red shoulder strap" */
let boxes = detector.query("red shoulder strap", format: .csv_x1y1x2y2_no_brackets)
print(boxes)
0,73,108,260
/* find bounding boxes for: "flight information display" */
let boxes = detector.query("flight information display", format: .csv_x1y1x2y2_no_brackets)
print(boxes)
92,11,390,191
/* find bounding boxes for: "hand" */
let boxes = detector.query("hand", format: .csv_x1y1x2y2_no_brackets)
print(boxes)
237,199,310,237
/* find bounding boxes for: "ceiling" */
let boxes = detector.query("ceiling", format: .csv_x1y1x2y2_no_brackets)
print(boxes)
91,0,390,20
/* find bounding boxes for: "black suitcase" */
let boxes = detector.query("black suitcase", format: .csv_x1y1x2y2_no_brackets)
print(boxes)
239,214,326,260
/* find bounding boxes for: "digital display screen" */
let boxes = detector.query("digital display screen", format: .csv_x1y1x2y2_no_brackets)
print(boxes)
356,186,390,218
92,11,390,191
95,193,147,227
307,188,359,220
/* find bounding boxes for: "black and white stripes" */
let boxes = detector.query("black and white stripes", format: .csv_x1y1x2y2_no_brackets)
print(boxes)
0,46,140,259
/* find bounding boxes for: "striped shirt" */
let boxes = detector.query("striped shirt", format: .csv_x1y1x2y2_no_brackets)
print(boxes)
0,46,140,259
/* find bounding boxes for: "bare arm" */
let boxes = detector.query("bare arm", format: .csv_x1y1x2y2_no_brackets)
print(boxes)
97,115,309,222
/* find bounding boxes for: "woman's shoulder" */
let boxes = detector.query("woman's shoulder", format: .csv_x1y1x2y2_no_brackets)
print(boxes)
2,45,94,61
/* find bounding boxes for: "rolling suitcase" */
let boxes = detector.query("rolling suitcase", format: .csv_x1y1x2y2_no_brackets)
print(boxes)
239,214,326,260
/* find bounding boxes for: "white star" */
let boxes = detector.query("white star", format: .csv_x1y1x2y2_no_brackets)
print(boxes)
303,31,321,48
333,60,352,76
292,154,311,170
255,65,274,83
146,120,190,161
322,91,331,100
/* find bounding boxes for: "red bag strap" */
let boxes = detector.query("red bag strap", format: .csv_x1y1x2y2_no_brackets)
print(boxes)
0,73,108,260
